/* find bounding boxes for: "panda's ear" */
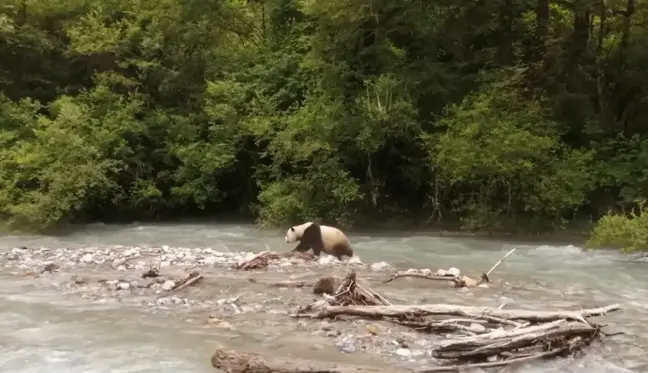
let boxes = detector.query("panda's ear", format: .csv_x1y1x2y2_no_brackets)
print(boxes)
290,227,295,232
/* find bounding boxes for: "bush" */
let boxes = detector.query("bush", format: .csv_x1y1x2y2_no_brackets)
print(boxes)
586,201,648,253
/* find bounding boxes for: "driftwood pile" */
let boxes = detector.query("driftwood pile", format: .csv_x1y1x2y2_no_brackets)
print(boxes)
210,247,623,373
296,293,619,372
140,263,203,292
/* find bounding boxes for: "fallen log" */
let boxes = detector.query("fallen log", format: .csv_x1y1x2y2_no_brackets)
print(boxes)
305,304,620,324
419,346,567,372
210,347,408,373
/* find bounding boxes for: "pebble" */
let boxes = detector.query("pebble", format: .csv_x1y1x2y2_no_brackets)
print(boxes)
0,244,441,364
336,335,356,353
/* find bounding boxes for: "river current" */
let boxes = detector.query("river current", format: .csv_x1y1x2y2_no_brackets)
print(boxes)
0,223,646,373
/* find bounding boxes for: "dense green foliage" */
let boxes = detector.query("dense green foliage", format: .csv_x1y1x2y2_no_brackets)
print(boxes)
2,0,648,235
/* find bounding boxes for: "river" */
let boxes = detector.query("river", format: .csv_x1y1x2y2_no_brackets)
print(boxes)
0,223,646,373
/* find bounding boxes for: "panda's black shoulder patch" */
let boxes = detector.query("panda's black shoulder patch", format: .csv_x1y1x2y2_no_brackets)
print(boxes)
302,222,322,241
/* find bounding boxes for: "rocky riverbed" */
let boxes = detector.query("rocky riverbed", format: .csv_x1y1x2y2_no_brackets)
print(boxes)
1,245,481,370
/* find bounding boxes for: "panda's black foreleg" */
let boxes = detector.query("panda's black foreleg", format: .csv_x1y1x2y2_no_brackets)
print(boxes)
292,241,309,253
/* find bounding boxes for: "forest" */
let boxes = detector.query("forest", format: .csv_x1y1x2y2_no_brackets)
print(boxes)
1,0,647,247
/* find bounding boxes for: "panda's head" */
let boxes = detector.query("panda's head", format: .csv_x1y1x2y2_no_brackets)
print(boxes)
285,222,312,243
285,226,299,243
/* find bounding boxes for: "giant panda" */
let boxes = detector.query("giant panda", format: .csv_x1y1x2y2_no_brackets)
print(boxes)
284,222,354,260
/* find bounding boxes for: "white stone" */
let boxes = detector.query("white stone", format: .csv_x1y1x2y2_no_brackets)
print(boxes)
161,280,175,291
395,348,411,357
318,255,337,265
370,261,392,271
348,256,363,265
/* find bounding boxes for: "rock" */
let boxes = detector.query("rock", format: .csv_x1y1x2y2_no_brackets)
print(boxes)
117,282,130,290
81,253,94,263
347,256,363,265
335,336,356,353
42,263,59,272
395,348,411,357
313,276,340,295
461,275,478,287
447,267,461,277
207,316,234,330
434,269,447,276
498,296,515,307
370,261,391,271
420,268,432,276
318,255,338,265
406,268,418,274
161,280,175,291
156,297,171,305
470,323,487,333
112,258,127,267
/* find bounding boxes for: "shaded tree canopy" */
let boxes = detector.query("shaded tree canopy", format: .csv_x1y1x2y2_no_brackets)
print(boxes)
1,0,648,237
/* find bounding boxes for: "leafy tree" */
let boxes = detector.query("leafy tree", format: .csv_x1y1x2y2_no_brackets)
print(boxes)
1,0,648,247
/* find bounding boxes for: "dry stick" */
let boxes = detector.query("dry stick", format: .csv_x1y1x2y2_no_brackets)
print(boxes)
357,283,392,306
418,346,566,373
266,280,308,288
382,273,463,286
235,250,271,270
171,272,203,292
481,248,517,283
